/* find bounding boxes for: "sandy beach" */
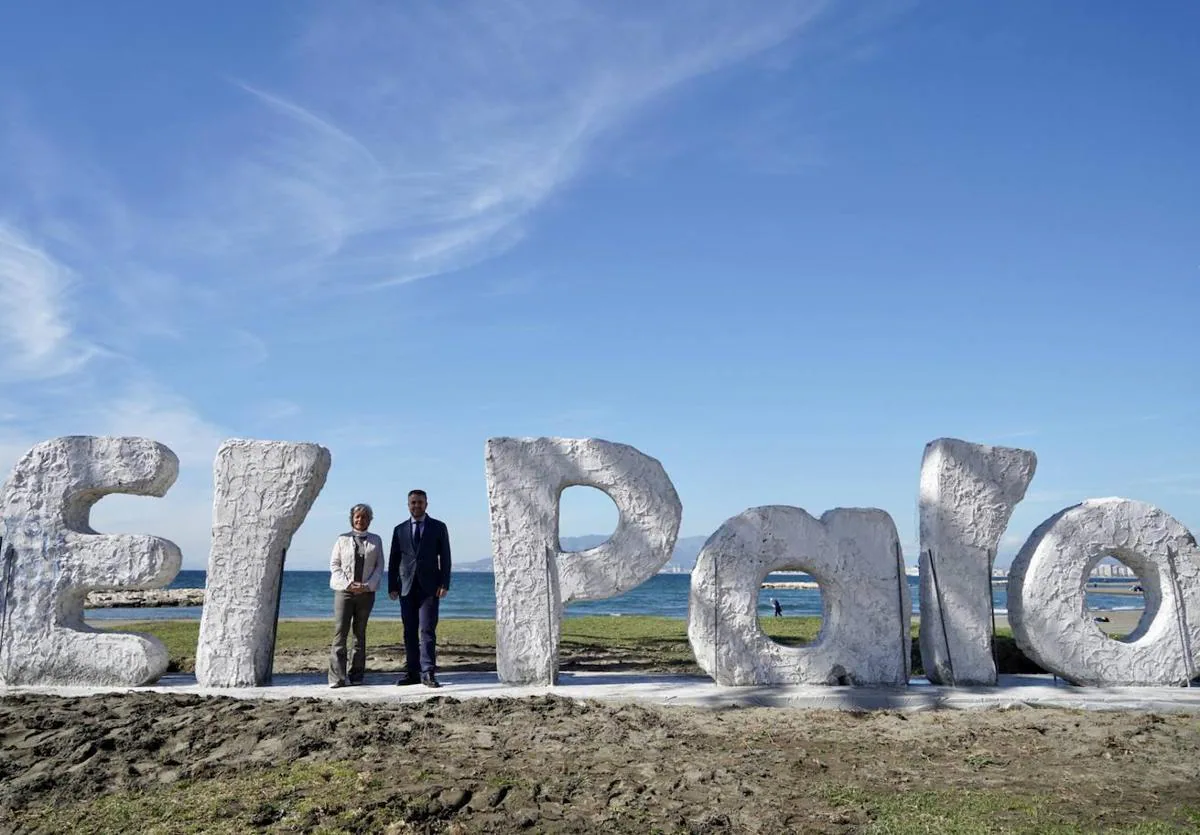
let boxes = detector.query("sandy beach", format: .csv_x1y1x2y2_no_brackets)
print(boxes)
992,607,1145,636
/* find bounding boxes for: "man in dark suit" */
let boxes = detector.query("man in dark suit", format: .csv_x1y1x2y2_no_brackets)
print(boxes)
388,489,452,687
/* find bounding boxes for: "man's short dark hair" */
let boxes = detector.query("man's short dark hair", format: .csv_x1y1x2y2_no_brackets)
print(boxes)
408,489,427,499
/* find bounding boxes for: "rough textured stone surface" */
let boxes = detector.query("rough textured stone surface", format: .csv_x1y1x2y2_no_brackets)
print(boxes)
1009,498,1200,686
0,436,181,686
486,437,682,685
689,506,910,686
918,438,1036,685
195,440,331,688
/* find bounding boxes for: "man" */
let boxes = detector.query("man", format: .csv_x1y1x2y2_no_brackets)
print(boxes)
388,489,452,687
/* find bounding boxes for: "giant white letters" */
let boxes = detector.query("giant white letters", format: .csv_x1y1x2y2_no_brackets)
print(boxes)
485,437,682,685
2,433,1198,690
195,440,331,687
689,506,910,685
918,439,1037,685
0,437,182,686
1008,499,1200,685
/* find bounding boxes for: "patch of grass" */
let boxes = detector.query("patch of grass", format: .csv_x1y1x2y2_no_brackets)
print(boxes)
22,762,1195,835
102,620,201,670
562,614,688,644
105,615,1045,676
12,761,390,834
15,761,1200,835
759,615,826,646
816,784,1200,834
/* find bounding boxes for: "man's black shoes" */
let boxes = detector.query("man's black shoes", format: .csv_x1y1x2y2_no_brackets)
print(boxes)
395,672,442,687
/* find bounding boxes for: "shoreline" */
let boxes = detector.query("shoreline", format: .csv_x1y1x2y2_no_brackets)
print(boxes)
994,608,1144,636
90,608,1149,635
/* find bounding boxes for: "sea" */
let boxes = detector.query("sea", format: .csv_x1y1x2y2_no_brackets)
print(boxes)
82,571,1145,622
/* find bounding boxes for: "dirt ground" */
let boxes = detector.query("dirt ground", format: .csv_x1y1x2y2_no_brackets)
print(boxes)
5,617,1199,832
3,691,1200,833
269,638,699,677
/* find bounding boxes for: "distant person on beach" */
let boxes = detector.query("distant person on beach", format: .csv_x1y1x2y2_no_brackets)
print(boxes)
389,489,453,688
773,598,783,617
328,503,385,688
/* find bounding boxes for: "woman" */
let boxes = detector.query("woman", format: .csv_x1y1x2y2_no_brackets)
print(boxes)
329,503,385,687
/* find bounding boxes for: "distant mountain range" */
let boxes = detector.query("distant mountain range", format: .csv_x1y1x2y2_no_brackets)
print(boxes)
457,534,709,573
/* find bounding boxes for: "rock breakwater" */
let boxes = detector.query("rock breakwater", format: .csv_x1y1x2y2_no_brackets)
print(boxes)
84,589,205,608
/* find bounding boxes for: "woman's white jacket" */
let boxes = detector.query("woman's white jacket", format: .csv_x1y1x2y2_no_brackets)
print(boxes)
329,531,385,592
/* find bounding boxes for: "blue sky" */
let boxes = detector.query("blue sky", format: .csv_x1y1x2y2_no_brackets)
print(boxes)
1,1,1196,571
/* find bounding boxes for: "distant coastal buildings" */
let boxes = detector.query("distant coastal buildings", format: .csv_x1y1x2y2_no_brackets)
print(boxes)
1088,561,1138,578
989,559,1137,581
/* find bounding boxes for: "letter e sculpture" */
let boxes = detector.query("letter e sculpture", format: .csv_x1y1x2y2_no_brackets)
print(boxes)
0,436,182,686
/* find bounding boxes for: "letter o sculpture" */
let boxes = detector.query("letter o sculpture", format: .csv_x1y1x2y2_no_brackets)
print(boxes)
1009,498,1200,686
689,506,910,686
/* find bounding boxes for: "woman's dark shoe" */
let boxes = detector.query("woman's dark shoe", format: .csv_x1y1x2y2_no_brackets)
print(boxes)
396,673,421,686
422,674,442,688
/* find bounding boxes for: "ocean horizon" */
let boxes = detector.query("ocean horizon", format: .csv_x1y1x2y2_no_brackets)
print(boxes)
82,570,1145,622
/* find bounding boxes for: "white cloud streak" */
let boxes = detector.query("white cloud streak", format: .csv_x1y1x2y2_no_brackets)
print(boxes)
166,0,832,291
92,382,227,468
0,224,98,381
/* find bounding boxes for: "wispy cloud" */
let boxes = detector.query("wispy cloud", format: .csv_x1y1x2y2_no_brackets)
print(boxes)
2,1,852,308
229,329,270,365
0,374,228,563
92,382,227,467
253,398,302,424
1134,473,1200,486
0,380,226,478
484,272,540,298
1023,489,1086,506
162,0,833,291
993,429,1041,440
0,224,99,381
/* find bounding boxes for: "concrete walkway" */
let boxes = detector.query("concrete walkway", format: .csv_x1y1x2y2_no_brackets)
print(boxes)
7,672,1200,712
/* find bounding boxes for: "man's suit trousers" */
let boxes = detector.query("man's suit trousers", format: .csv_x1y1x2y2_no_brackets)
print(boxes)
400,583,440,674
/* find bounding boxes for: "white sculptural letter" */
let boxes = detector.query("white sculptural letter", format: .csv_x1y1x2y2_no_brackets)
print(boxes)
486,437,682,685
1008,498,1200,686
195,440,331,687
0,436,182,686
689,506,911,686
918,438,1036,685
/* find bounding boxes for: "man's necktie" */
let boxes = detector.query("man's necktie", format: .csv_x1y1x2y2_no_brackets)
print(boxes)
412,521,422,550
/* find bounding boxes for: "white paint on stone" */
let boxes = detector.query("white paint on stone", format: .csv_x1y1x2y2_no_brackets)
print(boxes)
0,436,181,686
1008,498,1200,686
195,440,331,688
689,506,910,686
485,437,682,685
918,438,1036,685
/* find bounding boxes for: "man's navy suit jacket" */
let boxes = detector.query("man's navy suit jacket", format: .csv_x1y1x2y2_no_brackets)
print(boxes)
388,517,452,598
